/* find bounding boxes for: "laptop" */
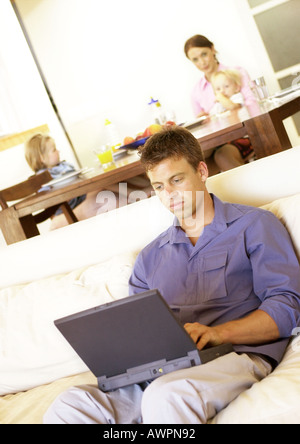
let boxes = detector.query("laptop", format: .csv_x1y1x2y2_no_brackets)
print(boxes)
54,289,233,392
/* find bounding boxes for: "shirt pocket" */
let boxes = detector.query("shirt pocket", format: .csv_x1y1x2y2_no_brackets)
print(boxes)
200,251,228,303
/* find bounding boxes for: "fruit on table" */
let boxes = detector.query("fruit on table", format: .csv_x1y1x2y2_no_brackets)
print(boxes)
135,132,144,141
164,121,176,127
123,123,165,146
149,123,163,134
142,127,151,138
148,124,162,136
142,124,162,138
123,136,135,145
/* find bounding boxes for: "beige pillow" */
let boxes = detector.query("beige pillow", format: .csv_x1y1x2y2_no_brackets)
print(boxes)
262,193,300,261
211,194,300,424
211,335,300,424
0,253,136,395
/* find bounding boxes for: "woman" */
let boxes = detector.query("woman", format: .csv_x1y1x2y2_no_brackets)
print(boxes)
184,35,257,173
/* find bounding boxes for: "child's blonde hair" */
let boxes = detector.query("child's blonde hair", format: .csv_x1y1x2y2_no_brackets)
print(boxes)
25,133,54,172
211,69,242,89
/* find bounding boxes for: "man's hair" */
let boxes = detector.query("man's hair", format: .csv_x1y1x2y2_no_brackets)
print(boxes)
139,126,205,172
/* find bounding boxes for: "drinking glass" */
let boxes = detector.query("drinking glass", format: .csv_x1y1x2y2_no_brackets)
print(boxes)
253,77,269,101
95,145,114,170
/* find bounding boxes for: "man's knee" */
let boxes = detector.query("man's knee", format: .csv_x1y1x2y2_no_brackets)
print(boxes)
44,389,74,424
44,387,92,424
141,375,198,424
141,378,173,421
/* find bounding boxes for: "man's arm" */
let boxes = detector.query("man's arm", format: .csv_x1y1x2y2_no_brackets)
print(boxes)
187,211,300,350
129,251,150,295
185,309,280,351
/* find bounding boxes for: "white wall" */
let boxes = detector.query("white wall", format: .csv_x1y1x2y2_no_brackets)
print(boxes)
0,1,78,189
14,0,280,168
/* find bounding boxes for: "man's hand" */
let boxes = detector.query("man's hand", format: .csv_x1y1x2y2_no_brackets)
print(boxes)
185,323,224,350
185,310,280,351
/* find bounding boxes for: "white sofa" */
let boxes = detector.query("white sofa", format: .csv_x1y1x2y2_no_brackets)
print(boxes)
1,147,300,424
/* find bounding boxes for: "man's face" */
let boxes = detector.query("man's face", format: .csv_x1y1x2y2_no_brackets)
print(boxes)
148,157,208,222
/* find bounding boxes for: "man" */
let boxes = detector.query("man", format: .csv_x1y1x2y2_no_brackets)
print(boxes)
44,127,300,424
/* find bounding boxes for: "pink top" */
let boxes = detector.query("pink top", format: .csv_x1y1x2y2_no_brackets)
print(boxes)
191,63,258,116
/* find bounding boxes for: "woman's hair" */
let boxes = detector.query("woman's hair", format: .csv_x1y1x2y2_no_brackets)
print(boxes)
139,126,205,172
184,35,214,58
25,133,53,172
211,70,242,88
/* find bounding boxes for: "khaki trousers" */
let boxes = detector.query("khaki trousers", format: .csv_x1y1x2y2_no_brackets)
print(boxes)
44,352,272,424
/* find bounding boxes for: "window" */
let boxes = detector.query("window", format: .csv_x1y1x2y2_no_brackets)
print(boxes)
248,0,300,134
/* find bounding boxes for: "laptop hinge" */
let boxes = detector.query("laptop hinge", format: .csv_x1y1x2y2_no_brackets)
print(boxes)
97,351,201,392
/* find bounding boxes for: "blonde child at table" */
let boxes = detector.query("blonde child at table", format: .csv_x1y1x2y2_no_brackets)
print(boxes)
210,70,244,115
25,133,128,230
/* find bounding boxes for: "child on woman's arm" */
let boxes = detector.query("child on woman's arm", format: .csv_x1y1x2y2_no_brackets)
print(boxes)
210,70,244,115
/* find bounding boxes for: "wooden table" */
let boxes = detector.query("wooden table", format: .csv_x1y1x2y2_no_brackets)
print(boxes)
1,92,300,245
191,92,300,159
0,152,145,245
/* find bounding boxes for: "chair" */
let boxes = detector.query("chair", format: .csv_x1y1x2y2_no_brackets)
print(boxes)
0,170,78,243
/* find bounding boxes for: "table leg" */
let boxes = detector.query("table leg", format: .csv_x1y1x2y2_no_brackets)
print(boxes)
61,202,78,224
0,207,40,245
244,113,292,159
0,207,28,245
20,214,40,238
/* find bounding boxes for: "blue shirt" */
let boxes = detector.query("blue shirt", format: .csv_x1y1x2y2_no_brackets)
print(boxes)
129,195,300,364
38,161,86,213
38,160,76,180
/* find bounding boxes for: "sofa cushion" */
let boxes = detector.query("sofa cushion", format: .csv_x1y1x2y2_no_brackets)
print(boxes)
0,196,173,290
209,193,300,424
0,253,137,395
211,335,300,424
206,146,300,207
1,192,300,423
262,193,300,261
0,372,96,424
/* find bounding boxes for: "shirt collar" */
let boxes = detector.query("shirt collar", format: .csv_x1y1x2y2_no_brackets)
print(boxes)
158,221,189,248
211,194,243,227
158,194,244,248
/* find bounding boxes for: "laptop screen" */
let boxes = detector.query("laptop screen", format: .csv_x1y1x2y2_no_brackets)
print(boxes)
55,290,197,379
